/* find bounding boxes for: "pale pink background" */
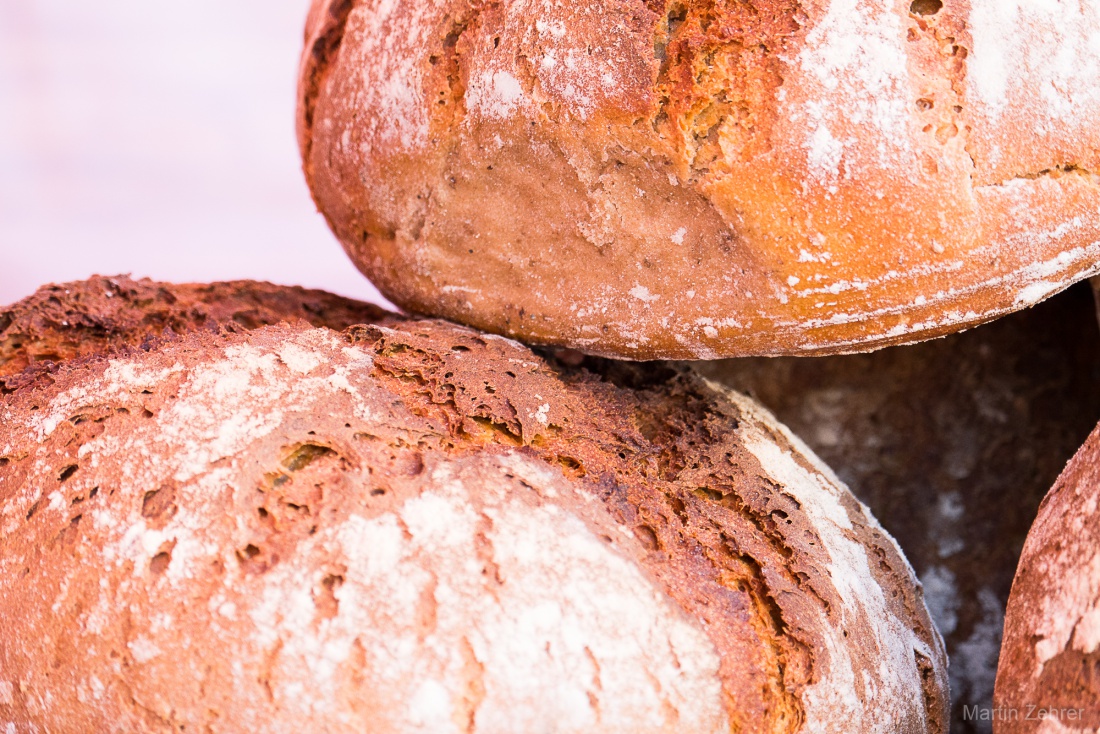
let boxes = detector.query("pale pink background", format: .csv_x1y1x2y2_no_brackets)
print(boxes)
0,0,391,309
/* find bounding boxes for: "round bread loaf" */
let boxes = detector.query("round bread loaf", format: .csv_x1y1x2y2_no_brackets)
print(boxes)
694,283,1100,734
298,0,1100,360
0,280,947,732
994,424,1100,733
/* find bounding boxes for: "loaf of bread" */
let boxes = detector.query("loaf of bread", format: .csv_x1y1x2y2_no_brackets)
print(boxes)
994,424,1100,733
0,279,946,732
695,282,1100,734
298,0,1100,360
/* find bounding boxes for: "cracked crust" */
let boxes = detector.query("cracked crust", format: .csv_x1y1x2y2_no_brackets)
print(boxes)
0,274,397,394
995,424,1100,734
0,279,946,732
298,0,1100,359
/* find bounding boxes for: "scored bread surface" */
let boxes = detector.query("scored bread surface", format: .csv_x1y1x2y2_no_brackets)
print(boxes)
299,0,1100,359
0,279,946,733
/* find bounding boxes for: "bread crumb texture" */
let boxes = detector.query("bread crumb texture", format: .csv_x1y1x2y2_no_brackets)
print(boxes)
299,0,1100,359
995,424,1100,733
0,281,947,732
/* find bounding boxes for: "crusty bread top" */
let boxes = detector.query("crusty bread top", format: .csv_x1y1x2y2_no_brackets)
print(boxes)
0,281,947,733
299,0,1100,359
0,274,395,394
994,423,1100,733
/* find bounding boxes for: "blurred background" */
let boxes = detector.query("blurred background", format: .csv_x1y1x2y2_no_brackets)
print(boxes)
0,0,390,308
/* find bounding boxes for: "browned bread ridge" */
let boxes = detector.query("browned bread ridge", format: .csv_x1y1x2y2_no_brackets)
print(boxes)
993,424,1100,734
0,274,396,394
696,283,1100,733
297,0,1100,360
0,280,946,732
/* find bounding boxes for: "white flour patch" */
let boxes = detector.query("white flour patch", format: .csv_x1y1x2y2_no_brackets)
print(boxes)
807,124,846,180
346,0,432,152
719,387,939,733
795,0,912,183
278,343,323,375
969,0,1100,121
468,70,527,120
249,454,730,732
1072,606,1100,654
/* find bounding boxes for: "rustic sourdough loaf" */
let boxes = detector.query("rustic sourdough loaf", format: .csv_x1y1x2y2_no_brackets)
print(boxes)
0,279,947,733
695,282,1100,733
994,424,1100,733
298,0,1100,359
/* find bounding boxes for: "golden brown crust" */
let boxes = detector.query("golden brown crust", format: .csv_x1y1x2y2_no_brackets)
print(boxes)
994,425,1100,734
299,0,1100,359
696,283,1100,734
297,0,356,206
0,280,946,732
0,274,395,394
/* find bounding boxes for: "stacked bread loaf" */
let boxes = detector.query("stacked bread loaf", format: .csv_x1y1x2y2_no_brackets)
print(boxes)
298,0,1100,359
3,1,1100,732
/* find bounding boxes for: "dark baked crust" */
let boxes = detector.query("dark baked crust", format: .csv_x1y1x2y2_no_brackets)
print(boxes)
697,283,1100,733
0,275,396,394
0,279,947,732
